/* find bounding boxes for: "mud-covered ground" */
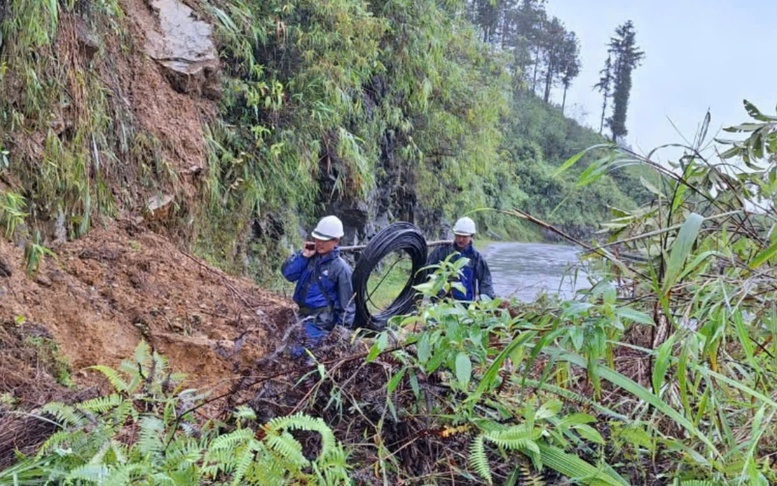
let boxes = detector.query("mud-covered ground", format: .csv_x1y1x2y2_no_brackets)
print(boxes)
0,220,295,405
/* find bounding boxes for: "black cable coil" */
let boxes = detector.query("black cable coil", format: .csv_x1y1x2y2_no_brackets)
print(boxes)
352,222,428,331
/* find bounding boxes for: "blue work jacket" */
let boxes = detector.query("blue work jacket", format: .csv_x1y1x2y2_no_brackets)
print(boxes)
426,243,495,301
282,248,355,329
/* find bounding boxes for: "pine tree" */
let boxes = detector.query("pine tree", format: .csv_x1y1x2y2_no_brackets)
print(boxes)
559,31,580,114
605,20,644,142
593,54,613,135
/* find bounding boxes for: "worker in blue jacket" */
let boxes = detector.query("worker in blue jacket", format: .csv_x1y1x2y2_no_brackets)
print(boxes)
282,215,355,355
426,217,495,301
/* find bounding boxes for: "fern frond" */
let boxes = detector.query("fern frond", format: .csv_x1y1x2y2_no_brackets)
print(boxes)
87,439,111,466
265,432,308,467
230,442,259,486
208,428,254,451
42,402,86,428
151,350,168,377
37,430,81,457
113,399,136,426
164,467,200,485
78,394,123,414
483,426,541,466
180,422,200,437
163,438,203,469
110,439,128,464
88,365,129,392
469,435,492,484
133,340,152,367
138,415,164,456
484,424,540,443
250,453,289,485
265,412,337,458
106,463,144,484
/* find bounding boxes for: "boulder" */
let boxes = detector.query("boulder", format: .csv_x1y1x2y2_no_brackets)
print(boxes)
143,0,220,98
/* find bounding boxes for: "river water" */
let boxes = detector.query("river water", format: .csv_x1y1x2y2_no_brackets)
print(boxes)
481,242,590,302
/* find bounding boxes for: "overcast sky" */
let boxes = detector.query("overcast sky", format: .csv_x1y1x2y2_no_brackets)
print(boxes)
544,0,777,160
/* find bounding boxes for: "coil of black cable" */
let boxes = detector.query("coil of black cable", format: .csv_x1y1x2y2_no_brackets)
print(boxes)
352,222,428,331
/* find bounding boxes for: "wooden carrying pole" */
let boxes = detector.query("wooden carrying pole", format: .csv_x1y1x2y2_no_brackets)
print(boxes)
339,240,452,252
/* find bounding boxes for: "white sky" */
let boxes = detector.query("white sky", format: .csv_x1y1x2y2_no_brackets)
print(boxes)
544,0,777,160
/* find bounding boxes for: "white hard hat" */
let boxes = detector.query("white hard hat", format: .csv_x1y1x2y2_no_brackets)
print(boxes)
311,215,344,240
452,217,476,236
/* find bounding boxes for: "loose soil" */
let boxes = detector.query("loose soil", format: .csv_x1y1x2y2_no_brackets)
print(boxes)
0,0,293,468
0,220,294,403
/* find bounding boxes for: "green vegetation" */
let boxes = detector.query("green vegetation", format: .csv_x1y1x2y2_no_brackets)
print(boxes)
1,342,349,484
0,0,651,284
8,0,777,482
9,102,777,484
22,335,73,387
195,0,651,280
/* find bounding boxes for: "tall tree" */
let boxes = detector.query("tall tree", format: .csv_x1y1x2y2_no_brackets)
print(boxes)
540,17,566,103
558,31,580,114
508,0,547,88
605,20,644,142
593,54,612,135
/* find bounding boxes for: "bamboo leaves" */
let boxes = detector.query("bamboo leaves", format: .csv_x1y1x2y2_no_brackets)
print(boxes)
661,212,704,295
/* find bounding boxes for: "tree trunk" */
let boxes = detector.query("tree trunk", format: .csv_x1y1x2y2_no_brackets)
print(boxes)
501,10,509,49
543,60,553,103
531,45,541,92
599,97,607,134
561,84,568,115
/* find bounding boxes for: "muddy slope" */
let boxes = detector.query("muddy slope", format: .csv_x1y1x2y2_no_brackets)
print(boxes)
0,220,293,400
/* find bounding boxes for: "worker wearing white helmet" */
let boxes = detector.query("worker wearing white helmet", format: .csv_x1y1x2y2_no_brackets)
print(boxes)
427,216,495,301
282,215,355,355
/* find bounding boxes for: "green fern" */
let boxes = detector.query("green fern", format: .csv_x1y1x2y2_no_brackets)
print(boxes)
208,428,255,452
41,402,87,428
137,416,165,457
230,441,260,486
88,365,130,392
482,426,541,467
469,435,492,484
79,394,123,414
265,432,308,467
3,345,351,486
133,340,152,366
37,429,83,456
105,463,145,484
265,412,337,459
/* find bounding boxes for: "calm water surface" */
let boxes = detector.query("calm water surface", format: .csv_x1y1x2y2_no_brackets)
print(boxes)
482,242,590,302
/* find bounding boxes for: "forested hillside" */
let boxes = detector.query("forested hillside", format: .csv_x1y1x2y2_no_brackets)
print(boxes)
5,1,777,484
0,0,647,283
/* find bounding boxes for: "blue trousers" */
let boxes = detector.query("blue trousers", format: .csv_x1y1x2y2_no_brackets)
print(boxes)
290,320,330,358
